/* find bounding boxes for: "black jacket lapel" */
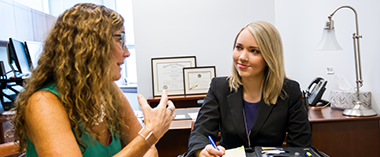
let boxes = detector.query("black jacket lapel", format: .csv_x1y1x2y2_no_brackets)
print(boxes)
249,100,274,138
226,88,248,143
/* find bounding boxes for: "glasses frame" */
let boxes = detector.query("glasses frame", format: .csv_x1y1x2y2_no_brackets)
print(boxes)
113,34,126,50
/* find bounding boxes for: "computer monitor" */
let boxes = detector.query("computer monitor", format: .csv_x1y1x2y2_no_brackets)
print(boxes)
0,100,4,114
0,40,11,79
7,38,32,78
24,41,44,69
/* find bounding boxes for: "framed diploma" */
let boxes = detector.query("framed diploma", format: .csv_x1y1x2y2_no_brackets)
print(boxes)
183,66,216,95
151,56,196,96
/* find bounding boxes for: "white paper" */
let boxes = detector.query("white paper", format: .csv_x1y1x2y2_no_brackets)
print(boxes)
334,74,354,91
157,62,190,91
175,114,186,119
224,146,246,157
188,112,199,120
187,71,212,90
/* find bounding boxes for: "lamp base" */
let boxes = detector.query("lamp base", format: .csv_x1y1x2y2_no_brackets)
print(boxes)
343,101,377,116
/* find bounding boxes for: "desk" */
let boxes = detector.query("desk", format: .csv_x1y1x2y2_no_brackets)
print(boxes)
2,105,377,156
0,114,13,144
1,78,24,110
308,107,380,157
149,95,203,157
155,119,193,157
156,107,380,157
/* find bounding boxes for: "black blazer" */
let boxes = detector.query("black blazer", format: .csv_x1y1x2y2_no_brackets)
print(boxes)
186,77,312,156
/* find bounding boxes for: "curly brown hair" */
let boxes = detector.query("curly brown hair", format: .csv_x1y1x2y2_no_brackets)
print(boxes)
12,3,126,152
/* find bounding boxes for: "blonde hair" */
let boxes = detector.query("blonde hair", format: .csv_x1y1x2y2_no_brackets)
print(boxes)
13,3,125,152
228,21,286,105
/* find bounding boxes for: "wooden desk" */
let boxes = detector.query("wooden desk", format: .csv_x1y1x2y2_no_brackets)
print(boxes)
3,102,377,157
1,78,24,111
155,119,193,157
0,114,14,144
308,107,380,157
147,94,206,108
156,107,380,157
148,95,204,156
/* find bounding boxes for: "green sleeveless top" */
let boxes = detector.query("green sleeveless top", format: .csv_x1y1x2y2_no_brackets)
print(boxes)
25,83,121,157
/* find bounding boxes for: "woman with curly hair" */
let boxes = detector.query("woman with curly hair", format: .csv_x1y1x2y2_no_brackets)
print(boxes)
12,3,175,157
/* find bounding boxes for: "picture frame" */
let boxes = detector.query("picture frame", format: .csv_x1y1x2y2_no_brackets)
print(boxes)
151,56,196,97
183,66,216,95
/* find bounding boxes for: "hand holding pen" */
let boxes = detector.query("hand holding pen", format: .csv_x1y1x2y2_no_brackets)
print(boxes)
197,135,225,157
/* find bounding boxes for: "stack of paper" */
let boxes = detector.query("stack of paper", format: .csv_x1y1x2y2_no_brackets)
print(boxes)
224,146,246,157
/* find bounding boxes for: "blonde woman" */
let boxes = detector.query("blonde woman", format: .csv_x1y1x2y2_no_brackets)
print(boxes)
12,3,175,157
186,21,312,157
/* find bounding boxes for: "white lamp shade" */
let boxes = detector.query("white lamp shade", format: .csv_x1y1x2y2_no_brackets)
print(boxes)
316,29,343,51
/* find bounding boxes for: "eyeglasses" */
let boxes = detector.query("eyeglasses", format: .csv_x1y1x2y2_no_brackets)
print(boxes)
113,34,126,50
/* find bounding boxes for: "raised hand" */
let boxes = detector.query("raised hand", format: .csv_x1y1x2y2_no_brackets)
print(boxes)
138,89,176,140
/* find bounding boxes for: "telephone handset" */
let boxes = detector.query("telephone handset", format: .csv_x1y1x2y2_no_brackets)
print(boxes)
306,77,328,106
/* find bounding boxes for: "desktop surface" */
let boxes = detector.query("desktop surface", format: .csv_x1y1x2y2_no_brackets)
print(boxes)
158,106,379,157
308,106,380,122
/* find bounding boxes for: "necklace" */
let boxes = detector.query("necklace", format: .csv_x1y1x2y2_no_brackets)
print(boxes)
93,103,106,126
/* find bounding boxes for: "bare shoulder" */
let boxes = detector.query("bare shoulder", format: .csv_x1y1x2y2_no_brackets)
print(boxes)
25,91,82,156
25,90,69,127
26,90,66,116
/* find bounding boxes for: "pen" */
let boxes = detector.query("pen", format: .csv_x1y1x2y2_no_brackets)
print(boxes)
207,135,219,151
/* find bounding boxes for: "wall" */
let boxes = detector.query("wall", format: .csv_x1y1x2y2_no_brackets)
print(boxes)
133,0,380,113
0,0,56,80
275,0,380,113
0,0,56,42
13,0,47,13
132,0,275,105
48,0,116,17
1,0,377,113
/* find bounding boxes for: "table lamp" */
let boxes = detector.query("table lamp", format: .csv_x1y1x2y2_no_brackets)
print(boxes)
316,5,377,116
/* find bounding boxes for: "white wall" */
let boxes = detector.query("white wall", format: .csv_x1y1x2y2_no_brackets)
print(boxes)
0,0,17,41
48,0,116,17
13,0,46,13
132,0,380,114
0,0,56,83
3,0,378,113
133,0,275,102
0,0,56,42
275,0,380,113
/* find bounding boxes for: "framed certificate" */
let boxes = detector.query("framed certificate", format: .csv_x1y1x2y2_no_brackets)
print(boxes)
183,66,216,95
151,56,196,96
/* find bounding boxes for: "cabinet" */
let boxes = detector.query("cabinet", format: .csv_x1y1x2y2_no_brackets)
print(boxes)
308,107,380,157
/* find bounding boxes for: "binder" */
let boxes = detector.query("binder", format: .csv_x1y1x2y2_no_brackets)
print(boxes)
254,146,329,157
